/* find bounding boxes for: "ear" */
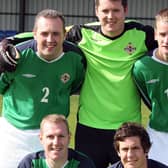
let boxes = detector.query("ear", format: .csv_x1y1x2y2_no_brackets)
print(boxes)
63,31,67,40
95,7,98,17
33,29,37,40
117,151,121,157
39,133,43,145
124,6,128,15
68,133,71,145
154,28,158,41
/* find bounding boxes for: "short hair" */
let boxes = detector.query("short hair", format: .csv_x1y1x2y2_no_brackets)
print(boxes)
33,9,65,32
40,114,70,134
95,0,127,9
155,8,168,28
114,122,151,153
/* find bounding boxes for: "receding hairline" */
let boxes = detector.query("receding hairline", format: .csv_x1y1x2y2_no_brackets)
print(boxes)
40,114,70,134
33,9,65,31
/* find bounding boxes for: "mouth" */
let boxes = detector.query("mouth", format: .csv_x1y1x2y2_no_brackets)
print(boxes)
46,45,56,51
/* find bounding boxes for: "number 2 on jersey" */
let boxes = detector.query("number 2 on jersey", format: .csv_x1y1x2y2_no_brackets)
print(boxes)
41,87,50,103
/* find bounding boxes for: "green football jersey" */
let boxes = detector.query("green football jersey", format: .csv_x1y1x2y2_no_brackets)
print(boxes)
66,22,157,129
133,49,168,132
0,40,85,129
18,149,96,168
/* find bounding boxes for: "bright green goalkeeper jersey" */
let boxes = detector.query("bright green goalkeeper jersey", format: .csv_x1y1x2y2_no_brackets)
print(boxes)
133,49,168,132
0,40,85,129
66,21,157,129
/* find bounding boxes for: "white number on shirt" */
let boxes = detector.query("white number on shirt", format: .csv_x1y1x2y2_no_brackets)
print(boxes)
41,87,50,103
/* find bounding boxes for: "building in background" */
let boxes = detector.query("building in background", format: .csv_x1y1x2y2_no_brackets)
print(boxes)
0,0,167,34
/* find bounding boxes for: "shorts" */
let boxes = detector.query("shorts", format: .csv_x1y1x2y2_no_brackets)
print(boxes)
75,123,119,168
147,126,168,165
0,117,43,168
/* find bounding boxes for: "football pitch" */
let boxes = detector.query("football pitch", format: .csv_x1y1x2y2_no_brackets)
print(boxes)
0,95,150,148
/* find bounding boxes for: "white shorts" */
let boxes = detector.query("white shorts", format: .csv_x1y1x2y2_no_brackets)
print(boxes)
147,126,168,165
0,117,43,168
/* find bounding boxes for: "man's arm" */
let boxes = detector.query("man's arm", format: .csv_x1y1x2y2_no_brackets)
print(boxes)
132,60,152,110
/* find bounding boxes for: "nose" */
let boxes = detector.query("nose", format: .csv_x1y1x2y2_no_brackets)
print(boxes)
164,35,168,44
53,136,59,144
47,34,54,42
107,11,114,18
127,149,134,159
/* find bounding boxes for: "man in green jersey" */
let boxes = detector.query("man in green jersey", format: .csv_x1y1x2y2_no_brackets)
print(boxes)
66,0,157,167
133,8,168,165
0,9,85,167
18,114,96,168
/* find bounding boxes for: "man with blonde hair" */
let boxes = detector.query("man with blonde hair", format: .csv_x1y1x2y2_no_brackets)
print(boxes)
18,114,96,168
133,8,168,165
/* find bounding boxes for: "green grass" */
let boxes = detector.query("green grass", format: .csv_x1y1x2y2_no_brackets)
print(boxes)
0,95,150,148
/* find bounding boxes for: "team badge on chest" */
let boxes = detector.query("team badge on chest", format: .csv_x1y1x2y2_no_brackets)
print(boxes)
124,42,136,54
61,73,70,83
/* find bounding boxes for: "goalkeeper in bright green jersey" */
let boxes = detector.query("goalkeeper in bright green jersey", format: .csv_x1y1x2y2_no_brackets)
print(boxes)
66,0,157,167
18,114,96,168
0,9,85,168
133,8,168,165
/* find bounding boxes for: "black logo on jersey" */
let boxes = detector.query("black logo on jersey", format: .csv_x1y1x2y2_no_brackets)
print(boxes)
124,42,136,54
61,73,70,83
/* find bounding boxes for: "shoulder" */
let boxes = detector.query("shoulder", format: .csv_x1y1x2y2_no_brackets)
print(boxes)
63,41,86,68
16,39,37,52
63,40,84,56
66,23,101,44
134,55,152,69
109,161,124,168
148,159,168,168
125,21,154,33
68,148,96,168
18,151,45,167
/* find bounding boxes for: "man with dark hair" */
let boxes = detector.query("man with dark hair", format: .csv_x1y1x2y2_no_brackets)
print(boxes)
66,0,157,167
0,9,85,167
109,122,168,168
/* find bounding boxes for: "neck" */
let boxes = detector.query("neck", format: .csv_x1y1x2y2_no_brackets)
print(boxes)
155,48,168,62
37,48,63,61
46,159,68,168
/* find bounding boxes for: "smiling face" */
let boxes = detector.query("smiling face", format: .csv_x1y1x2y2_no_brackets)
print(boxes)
39,121,70,162
117,136,147,168
95,0,127,37
33,16,65,61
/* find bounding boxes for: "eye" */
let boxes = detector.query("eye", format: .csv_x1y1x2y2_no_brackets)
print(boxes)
102,9,109,14
47,135,54,140
53,32,60,36
41,32,48,37
159,32,166,37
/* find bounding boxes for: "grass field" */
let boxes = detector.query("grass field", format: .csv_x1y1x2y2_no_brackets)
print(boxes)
0,95,150,148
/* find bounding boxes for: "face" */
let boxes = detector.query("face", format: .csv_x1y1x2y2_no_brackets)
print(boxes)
33,17,65,60
155,21,168,62
39,121,70,162
117,136,147,168
95,0,127,37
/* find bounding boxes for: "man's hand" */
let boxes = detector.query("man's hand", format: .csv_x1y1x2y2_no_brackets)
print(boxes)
0,39,20,73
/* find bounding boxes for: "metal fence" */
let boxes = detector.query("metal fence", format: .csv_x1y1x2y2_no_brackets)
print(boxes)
0,0,167,36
